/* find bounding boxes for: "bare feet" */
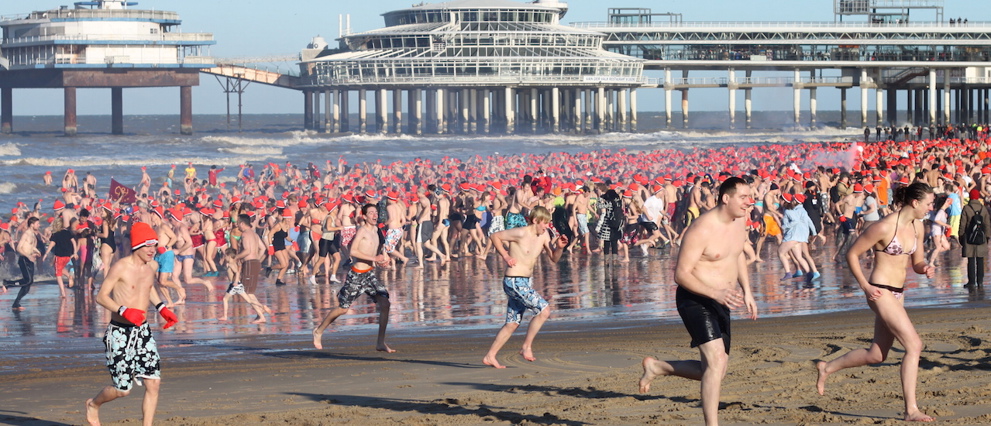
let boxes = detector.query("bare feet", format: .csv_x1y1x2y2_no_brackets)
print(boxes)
250,315,266,324
173,299,185,306
376,344,396,353
905,411,935,422
85,398,100,426
12,306,25,312
217,316,228,321
639,356,664,393
482,355,506,368
313,329,323,350
520,348,536,362
815,360,829,395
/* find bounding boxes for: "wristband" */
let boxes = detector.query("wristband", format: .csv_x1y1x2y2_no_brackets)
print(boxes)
118,305,128,315
156,302,165,312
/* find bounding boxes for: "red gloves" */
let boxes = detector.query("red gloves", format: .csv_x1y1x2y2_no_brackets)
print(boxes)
157,303,178,329
157,247,167,255
118,306,146,325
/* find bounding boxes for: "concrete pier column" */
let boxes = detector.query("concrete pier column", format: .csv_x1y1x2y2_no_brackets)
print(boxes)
793,69,801,125
550,87,559,133
943,76,951,124
573,90,582,133
303,90,313,130
584,89,593,130
906,89,914,125
461,89,470,134
664,68,673,129
64,87,78,137
358,89,367,133
727,68,737,129
861,69,869,127
606,89,615,131
886,87,897,126
504,87,514,134
745,70,752,129
111,87,124,135
630,88,638,132
840,88,847,129
0,88,11,134
468,89,477,133
617,88,627,132
913,89,923,125
340,90,350,132
411,89,422,135
425,89,436,133
393,89,402,134
436,88,446,134
323,90,337,133
529,88,538,133
681,89,689,129
810,87,818,128
330,90,340,133
597,87,606,133
482,89,490,134
180,86,193,135
929,68,936,126
876,87,884,127
312,90,322,131
376,89,388,133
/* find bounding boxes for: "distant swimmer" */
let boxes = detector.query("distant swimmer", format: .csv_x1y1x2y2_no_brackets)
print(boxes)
482,206,568,368
638,177,758,426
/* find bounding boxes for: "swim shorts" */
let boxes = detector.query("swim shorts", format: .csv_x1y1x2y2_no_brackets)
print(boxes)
340,226,357,247
104,321,161,391
418,220,434,243
506,212,527,230
155,250,175,274
240,259,261,294
676,286,731,354
763,214,781,237
502,276,548,324
576,213,589,235
54,256,71,277
337,267,390,309
318,237,340,257
382,228,403,254
487,215,504,236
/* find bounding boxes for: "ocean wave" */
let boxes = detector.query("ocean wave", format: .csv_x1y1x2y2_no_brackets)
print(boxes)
0,143,21,157
217,146,283,155
0,182,15,194
0,156,281,168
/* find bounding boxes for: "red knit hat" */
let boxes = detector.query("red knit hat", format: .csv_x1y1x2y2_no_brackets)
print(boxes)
130,222,159,250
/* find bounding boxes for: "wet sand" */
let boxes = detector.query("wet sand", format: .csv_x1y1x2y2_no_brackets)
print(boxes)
3,301,991,425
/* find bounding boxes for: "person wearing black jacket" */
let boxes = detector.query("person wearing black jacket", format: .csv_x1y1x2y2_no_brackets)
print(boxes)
961,189,991,287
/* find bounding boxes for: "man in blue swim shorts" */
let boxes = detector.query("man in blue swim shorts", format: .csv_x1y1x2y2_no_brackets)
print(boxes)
637,177,758,426
482,206,568,368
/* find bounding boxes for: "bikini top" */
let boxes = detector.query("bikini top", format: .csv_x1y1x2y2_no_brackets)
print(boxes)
875,212,917,256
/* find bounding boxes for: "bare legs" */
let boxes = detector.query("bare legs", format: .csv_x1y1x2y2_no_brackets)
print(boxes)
638,339,729,426
815,295,934,422
483,306,550,368
85,378,159,426
312,298,394,352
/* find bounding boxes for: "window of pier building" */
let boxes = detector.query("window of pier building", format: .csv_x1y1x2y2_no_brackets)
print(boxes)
386,9,555,26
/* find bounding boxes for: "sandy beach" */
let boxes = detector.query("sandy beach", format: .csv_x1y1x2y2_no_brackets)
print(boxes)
2,301,990,425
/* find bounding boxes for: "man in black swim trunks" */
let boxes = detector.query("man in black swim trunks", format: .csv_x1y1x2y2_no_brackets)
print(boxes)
637,176,758,426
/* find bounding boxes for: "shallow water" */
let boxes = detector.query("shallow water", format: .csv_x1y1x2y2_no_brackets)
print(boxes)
0,236,984,373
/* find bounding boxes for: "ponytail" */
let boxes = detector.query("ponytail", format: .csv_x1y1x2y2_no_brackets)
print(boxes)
893,182,933,207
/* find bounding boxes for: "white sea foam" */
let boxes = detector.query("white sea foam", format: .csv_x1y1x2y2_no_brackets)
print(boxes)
0,143,21,157
0,182,15,194
217,146,283,156
0,156,273,168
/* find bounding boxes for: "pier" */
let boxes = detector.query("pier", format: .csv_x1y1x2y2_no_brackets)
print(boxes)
0,0,214,135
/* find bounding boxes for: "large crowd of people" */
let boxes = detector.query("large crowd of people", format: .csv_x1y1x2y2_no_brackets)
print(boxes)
2,134,990,424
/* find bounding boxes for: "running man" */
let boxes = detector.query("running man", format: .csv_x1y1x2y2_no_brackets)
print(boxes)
4,217,42,311
312,204,395,352
482,206,568,368
638,177,758,426
85,222,178,426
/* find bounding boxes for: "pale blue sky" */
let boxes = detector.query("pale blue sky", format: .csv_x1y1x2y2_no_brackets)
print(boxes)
1,0,986,116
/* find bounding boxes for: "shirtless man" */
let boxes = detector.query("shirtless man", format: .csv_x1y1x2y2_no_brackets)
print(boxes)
138,167,151,197
313,204,395,352
3,217,42,311
833,184,865,261
221,214,271,323
171,210,214,297
482,206,568,368
337,194,358,251
383,191,409,265
305,201,330,284
414,189,436,267
638,177,758,426
150,208,184,306
85,222,178,426
426,185,452,265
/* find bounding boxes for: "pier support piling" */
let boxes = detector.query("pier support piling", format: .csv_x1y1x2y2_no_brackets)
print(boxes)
630,89,637,132
111,87,123,135
303,91,313,131
1,88,11,134
64,87,77,137
180,86,193,135
840,88,847,129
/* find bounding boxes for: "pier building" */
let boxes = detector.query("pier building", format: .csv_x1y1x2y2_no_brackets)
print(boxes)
0,0,214,135
298,0,645,134
578,0,991,129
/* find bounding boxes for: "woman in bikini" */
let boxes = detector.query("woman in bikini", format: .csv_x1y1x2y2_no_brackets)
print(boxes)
96,204,117,278
815,182,935,423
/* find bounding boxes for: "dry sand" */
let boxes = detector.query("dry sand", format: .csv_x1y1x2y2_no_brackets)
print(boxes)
3,303,991,425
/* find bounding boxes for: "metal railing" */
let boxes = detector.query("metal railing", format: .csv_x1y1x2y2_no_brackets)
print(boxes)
2,32,214,45
301,74,646,86
1,9,180,23
572,21,988,29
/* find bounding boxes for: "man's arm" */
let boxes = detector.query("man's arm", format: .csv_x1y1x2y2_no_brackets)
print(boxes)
542,233,568,263
737,252,757,320
490,227,526,267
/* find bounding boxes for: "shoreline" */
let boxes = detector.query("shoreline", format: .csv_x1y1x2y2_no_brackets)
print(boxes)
3,303,991,425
